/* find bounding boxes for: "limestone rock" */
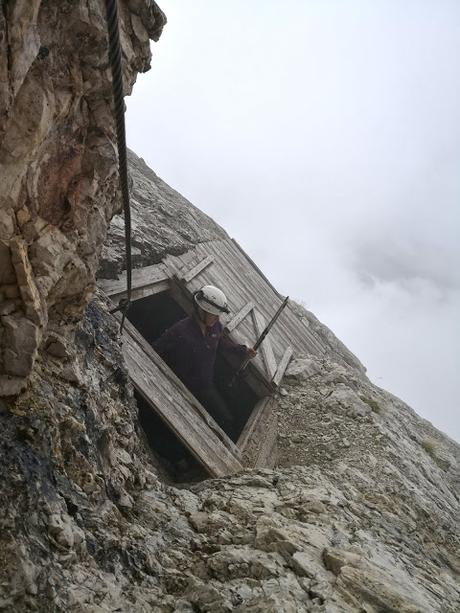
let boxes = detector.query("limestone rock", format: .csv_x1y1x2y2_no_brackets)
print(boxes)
286,356,322,380
0,0,166,393
2,315,40,377
98,149,229,278
0,241,16,285
0,375,27,396
10,236,46,326
0,209,15,240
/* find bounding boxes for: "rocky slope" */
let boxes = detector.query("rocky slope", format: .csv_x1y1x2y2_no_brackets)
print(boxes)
1,293,458,611
1,3,459,612
98,149,228,278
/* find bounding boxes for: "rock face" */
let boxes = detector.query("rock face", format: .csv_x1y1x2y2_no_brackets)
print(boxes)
98,149,229,278
1,4,459,613
0,0,166,395
1,301,459,611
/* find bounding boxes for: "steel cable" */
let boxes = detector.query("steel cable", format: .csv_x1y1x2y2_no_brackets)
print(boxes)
104,0,132,332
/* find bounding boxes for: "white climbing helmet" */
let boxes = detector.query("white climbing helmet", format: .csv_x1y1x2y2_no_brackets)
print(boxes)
194,285,229,315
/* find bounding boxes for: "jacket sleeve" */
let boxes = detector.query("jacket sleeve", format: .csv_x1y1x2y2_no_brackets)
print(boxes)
219,332,248,358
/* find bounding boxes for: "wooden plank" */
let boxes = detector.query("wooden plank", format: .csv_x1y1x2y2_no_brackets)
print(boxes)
221,240,327,354
122,318,242,460
124,343,238,477
109,280,170,303
182,255,214,283
191,240,316,359
225,301,254,332
237,396,271,451
164,238,329,362
237,396,278,469
121,323,243,477
254,411,278,469
272,346,293,387
252,309,277,379
98,264,170,297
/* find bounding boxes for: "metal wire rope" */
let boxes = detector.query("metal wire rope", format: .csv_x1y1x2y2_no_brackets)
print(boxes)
104,0,132,332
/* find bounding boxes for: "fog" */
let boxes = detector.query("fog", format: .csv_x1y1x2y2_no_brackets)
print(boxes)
126,0,460,441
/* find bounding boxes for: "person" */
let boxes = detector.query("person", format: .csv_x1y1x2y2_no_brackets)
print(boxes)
153,285,256,438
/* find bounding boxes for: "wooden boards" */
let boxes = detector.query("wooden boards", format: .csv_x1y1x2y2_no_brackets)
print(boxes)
98,263,170,301
237,396,278,469
182,255,214,282
272,346,293,387
225,301,254,332
252,310,277,379
164,238,327,368
120,318,243,477
100,237,330,377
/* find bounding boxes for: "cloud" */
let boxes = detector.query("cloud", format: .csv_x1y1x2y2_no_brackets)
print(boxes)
349,237,460,293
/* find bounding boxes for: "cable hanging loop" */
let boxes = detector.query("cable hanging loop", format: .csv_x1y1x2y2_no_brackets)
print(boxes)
104,0,133,333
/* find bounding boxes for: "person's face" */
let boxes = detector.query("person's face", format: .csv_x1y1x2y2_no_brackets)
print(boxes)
202,309,219,326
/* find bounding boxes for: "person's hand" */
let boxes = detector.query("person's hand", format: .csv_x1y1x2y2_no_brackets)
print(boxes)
247,347,257,359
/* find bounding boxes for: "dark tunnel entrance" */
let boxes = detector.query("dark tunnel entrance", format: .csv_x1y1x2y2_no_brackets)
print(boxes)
136,391,206,482
127,291,262,479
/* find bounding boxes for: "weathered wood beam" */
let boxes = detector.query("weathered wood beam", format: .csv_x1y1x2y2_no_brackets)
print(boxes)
231,238,283,299
237,396,278,469
254,409,277,469
108,280,170,304
120,320,243,477
252,310,277,379
225,301,254,332
98,263,170,297
272,346,293,387
182,255,214,283
237,396,271,450
123,318,241,458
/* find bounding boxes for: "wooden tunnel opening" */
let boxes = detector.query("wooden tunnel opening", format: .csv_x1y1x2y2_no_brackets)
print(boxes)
126,290,264,477
126,288,186,345
136,392,207,483
99,241,298,475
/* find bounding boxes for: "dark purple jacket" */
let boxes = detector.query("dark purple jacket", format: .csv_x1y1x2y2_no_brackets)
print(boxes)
153,316,247,394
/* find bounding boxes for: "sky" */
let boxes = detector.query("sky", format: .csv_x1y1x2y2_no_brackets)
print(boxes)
125,0,460,442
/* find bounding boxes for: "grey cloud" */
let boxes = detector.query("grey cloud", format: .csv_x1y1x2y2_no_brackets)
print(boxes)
350,238,460,292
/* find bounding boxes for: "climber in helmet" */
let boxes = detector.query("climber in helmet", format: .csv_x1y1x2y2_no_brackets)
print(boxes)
153,285,256,439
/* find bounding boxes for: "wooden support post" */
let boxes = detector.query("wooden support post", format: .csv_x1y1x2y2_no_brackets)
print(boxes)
237,396,278,469
272,346,293,387
98,263,170,297
225,301,254,332
252,310,277,379
182,255,214,283
119,318,243,477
